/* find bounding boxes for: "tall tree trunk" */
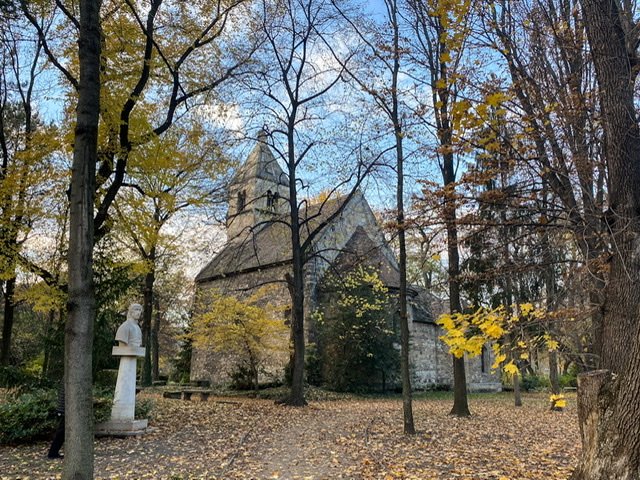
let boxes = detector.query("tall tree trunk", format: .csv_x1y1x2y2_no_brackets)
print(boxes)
395,119,416,434
386,0,415,433
443,163,470,417
42,310,56,376
152,296,160,381
64,0,101,476
0,277,15,365
141,259,155,387
286,116,306,407
549,350,559,395
542,195,561,395
572,1,640,478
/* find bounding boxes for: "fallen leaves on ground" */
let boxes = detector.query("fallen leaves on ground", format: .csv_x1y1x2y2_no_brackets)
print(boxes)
0,392,579,479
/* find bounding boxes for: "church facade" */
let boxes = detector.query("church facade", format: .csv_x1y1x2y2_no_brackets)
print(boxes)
190,137,501,392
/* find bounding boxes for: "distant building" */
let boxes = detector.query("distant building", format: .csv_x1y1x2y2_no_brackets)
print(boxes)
191,136,501,392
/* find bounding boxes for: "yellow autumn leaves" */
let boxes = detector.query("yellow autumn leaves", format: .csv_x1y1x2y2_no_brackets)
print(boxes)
335,266,389,319
436,303,555,376
550,394,567,410
191,287,289,378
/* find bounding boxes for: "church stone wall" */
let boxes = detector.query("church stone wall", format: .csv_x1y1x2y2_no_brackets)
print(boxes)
409,320,454,388
408,305,501,391
465,348,503,392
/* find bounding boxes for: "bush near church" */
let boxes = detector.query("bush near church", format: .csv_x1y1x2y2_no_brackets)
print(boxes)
315,266,400,393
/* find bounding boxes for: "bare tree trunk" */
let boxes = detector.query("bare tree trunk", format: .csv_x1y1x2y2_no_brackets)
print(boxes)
549,350,560,395
285,111,306,407
395,117,416,434
42,310,56,376
0,277,15,365
542,212,560,395
64,0,101,477
572,1,640,478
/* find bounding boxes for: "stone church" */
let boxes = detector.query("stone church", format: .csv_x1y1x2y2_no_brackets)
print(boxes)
190,136,501,392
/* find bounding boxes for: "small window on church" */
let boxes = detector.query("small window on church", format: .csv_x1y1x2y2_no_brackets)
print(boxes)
237,190,246,212
481,345,489,373
266,190,279,211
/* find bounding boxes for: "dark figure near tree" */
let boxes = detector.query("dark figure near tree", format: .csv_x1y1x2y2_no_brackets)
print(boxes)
47,383,65,459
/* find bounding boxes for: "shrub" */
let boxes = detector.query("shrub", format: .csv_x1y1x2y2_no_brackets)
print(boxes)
93,389,113,424
0,365,47,391
305,343,322,387
0,389,57,444
169,334,192,384
317,267,399,393
229,364,259,390
135,398,154,420
94,369,119,388
559,372,577,389
93,388,155,421
521,374,550,392
0,387,154,444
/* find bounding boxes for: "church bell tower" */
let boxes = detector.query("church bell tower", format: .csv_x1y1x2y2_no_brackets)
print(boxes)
226,132,289,240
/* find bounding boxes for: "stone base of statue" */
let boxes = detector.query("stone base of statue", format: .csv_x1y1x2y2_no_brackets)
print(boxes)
95,345,148,437
95,418,149,437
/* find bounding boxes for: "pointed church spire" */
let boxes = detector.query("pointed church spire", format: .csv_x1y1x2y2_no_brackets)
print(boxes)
257,126,268,145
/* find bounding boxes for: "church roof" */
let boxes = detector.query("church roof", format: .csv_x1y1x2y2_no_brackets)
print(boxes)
233,134,288,187
410,289,438,324
195,194,350,283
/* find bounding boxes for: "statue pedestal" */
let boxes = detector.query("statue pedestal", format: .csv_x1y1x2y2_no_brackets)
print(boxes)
95,418,149,437
95,346,148,436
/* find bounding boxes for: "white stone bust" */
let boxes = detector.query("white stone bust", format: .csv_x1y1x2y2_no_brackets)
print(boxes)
115,303,143,347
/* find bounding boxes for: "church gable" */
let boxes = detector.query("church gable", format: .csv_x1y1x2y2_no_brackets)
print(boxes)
309,191,398,280
317,225,399,288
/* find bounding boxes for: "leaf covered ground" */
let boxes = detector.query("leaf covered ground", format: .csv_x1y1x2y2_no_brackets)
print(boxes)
0,391,579,479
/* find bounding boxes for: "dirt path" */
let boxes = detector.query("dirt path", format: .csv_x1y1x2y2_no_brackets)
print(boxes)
223,402,378,479
0,392,579,480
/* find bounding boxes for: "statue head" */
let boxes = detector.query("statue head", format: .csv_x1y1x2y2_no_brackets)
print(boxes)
127,303,143,323
116,303,143,347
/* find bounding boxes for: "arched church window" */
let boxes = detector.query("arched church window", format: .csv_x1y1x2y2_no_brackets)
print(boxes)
481,345,489,373
267,190,279,211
